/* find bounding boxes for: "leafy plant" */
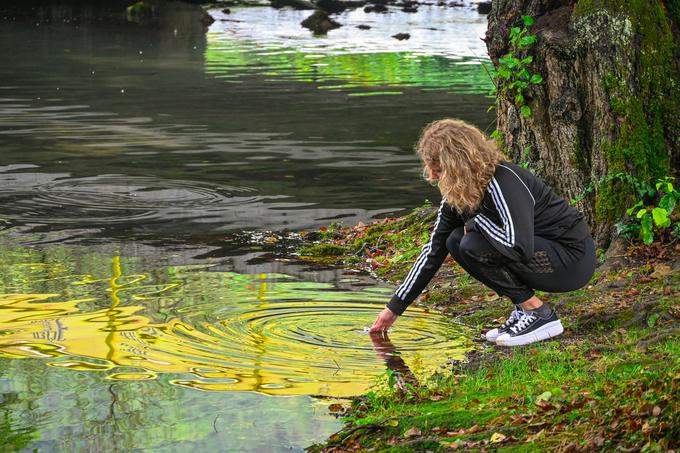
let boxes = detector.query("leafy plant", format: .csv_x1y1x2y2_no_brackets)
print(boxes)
493,16,543,118
623,177,679,244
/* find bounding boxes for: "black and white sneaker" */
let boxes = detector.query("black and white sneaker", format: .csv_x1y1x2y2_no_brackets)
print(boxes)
495,310,564,346
485,308,522,342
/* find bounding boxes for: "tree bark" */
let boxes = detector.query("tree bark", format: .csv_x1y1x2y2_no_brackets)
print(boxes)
486,0,680,247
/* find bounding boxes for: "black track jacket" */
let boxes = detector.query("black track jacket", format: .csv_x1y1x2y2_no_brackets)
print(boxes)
387,162,590,315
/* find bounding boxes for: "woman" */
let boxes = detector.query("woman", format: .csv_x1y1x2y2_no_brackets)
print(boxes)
370,119,595,346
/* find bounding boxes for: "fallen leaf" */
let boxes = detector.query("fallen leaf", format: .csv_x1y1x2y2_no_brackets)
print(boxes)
430,395,443,401
387,419,399,427
328,403,345,412
404,427,422,438
489,432,507,443
535,391,552,404
650,264,672,279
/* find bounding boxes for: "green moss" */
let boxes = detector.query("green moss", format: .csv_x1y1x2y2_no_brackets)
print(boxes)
575,1,678,222
298,243,347,256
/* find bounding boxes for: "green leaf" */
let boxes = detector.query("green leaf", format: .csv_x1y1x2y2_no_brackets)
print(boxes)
530,73,543,84
520,35,537,46
515,94,525,105
636,208,647,219
641,215,654,244
510,27,521,38
647,313,661,327
520,105,532,117
498,68,512,79
535,391,552,403
652,207,671,227
486,104,496,113
626,201,644,216
522,15,534,26
519,68,530,79
658,194,677,214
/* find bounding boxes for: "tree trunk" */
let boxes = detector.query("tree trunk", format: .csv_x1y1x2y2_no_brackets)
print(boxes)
485,0,680,247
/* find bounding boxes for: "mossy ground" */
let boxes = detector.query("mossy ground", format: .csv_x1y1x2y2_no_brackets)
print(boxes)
299,210,680,452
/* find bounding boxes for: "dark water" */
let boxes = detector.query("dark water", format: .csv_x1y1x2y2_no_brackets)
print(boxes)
0,3,491,451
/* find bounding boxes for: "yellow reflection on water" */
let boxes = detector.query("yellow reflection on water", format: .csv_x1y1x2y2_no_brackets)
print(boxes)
0,252,471,396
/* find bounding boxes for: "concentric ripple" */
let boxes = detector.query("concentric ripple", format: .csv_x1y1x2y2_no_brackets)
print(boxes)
0,250,472,396
0,173,263,226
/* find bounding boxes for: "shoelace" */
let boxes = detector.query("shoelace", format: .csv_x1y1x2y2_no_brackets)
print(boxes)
510,311,537,334
502,309,522,329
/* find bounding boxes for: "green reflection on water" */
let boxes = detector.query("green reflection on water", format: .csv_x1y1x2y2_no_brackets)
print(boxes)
205,40,494,95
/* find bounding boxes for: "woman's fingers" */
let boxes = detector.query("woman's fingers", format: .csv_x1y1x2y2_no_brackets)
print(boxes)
369,307,397,333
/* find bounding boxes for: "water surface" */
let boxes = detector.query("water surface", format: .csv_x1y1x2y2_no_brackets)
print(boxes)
0,3,491,451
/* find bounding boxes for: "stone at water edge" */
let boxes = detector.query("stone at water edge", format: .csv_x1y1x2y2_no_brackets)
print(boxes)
301,10,341,35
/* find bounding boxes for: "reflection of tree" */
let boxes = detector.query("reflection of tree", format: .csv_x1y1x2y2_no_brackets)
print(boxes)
0,392,36,452
369,332,418,389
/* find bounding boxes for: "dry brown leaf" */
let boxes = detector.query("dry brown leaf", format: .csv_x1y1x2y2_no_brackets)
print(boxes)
650,264,672,279
404,427,422,438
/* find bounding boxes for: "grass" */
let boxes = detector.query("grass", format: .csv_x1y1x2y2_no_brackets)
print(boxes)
300,209,679,452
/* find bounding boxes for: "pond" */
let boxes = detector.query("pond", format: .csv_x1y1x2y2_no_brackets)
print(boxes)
0,2,492,451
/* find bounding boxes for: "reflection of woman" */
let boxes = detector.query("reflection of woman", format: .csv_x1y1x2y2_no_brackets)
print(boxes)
370,119,595,346
369,332,418,388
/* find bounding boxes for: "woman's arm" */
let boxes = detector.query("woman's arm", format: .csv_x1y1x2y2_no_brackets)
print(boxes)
467,164,536,263
370,199,462,332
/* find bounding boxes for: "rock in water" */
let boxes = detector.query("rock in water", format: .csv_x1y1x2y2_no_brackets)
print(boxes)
364,4,388,12
392,32,410,40
271,0,316,9
301,11,341,35
356,24,371,30
316,0,347,14
477,1,492,14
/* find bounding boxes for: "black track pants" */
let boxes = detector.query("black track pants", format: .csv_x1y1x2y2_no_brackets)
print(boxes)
446,227,596,304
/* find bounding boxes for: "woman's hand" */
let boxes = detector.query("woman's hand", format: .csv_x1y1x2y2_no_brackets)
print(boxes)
370,307,398,333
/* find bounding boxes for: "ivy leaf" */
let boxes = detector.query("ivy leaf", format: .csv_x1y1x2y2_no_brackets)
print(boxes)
652,207,671,228
641,215,654,245
530,73,543,84
520,35,537,46
658,194,677,214
521,56,534,65
520,105,532,117
522,15,534,26
636,208,647,219
510,27,522,38
515,94,525,105
498,67,512,79
626,201,644,216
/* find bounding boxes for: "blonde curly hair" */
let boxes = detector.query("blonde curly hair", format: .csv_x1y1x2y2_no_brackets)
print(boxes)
416,119,503,214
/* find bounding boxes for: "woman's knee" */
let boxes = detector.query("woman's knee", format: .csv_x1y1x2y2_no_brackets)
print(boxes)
445,227,465,255
458,232,501,264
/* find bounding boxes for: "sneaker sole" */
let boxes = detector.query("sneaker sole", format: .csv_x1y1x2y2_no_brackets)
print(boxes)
496,321,564,346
